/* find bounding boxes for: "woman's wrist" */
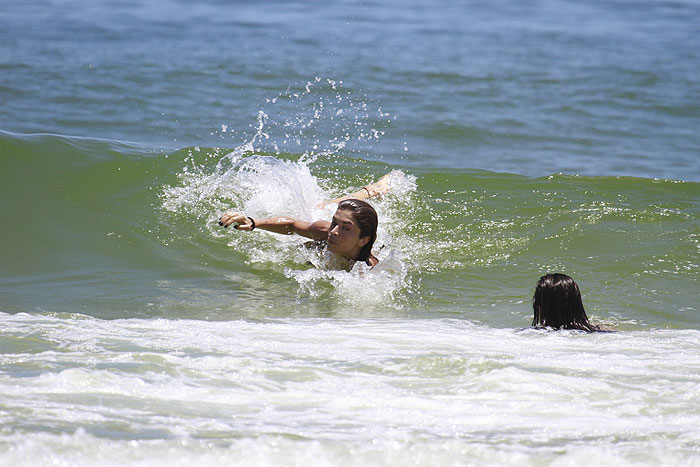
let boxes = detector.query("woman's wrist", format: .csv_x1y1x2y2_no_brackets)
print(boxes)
247,217,256,230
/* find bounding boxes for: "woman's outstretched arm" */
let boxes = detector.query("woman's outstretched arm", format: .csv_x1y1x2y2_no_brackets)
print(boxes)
218,211,330,241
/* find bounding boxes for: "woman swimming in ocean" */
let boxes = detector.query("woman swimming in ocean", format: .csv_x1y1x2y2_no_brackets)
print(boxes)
531,273,603,332
217,174,391,271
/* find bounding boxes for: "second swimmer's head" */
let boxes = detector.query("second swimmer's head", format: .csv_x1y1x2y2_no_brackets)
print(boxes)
532,273,598,332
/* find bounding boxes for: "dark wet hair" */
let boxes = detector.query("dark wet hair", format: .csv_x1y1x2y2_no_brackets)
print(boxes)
532,273,599,332
336,199,378,263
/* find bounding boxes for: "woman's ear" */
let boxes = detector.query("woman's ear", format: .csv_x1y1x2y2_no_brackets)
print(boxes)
358,236,369,247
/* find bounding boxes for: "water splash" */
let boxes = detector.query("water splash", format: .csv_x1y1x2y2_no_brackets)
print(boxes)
286,249,412,311
161,80,416,306
162,154,416,307
215,77,396,158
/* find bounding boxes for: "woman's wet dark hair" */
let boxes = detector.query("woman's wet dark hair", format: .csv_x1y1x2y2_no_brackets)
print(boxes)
337,199,378,264
532,273,599,332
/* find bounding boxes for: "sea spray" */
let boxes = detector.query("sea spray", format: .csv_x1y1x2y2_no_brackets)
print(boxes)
213,78,396,159
162,150,417,306
161,82,417,304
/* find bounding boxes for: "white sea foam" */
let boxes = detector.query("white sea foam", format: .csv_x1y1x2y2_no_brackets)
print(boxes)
2,312,700,466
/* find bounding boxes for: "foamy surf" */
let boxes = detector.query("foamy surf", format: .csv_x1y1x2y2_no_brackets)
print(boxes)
2,313,700,466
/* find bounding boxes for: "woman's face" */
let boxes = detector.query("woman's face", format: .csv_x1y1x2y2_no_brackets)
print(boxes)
327,208,369,260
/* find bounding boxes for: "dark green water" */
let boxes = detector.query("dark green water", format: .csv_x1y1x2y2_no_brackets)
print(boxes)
2,130,698,328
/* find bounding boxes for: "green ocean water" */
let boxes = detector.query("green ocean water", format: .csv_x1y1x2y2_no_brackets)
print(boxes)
2,130,697,328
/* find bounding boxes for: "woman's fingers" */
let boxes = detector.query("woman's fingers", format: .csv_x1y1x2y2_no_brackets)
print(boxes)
236,219,255,230
218,211,247,228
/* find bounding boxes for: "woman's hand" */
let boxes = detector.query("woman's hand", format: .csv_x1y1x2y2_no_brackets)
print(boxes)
218,211,253,230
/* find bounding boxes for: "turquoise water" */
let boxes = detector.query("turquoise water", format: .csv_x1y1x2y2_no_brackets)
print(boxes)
2,0,700,465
